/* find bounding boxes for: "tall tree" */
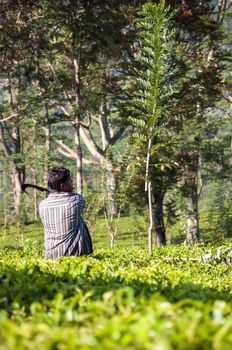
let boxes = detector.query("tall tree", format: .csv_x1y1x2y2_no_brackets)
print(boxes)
31,0,143,214
128,0,229,246
0,0,47,218
129,0,179,248
174,0,229,244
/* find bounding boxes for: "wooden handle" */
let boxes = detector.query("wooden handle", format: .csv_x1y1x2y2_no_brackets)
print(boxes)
22,183,50,193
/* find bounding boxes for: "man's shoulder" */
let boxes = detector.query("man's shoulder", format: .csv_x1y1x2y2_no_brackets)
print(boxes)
39,195,52,209
39,192,84,205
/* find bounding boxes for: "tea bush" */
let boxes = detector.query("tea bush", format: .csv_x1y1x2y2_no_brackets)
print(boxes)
0,240,231,349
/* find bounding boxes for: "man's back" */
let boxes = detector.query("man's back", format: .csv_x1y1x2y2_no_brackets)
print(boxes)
39,191,92,258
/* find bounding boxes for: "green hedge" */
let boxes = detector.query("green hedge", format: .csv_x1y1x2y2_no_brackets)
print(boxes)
0,241,231,349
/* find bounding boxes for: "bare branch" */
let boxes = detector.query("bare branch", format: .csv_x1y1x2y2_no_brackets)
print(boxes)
55,139,77,159
222,94,232,104
0,113,19,123
56,139,97,165
80,126,104,161
57,147,74,159
56,140,99,165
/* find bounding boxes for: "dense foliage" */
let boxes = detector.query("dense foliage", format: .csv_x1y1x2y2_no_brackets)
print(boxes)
0,2,231,348
0,240,231,349
0,0,231,245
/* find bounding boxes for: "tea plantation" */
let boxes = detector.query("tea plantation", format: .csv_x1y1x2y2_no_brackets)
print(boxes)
0,237,232,349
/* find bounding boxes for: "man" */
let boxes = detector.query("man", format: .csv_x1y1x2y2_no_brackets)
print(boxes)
39,166,93,259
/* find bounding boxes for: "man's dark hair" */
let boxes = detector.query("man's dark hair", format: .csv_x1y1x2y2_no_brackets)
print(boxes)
48,166,71,191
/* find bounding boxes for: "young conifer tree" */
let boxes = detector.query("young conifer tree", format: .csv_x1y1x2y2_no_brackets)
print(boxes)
129,0,179,249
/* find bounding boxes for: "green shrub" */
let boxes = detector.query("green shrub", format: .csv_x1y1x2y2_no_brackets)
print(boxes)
0,241,231,349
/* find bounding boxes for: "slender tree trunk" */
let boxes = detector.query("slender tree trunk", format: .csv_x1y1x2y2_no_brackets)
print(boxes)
73,50,83,193
2,168,8,238
4,206,7,239
184,150,201,244
104,159,118,216
153,190,166,246
1,168,8,237
43,105,51,184
185,191,200,245
11,171,21,217
148,181,153,253
32,167,38,220
75,123,83,193
32,133,39,220
13,165,25,242
10,112,24,219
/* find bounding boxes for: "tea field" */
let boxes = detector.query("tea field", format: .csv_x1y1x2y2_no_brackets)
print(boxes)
0,239,232,349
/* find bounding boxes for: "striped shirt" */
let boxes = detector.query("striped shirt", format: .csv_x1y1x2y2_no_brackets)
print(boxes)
39,191,92,259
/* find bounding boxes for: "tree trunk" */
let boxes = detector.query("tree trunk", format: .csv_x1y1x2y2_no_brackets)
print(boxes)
72,50,83,194
44,104,51,184
153,190,166,246
110,233,115,249
184,176,200,244
11,122,25,219
4,206,7,238
11,169,22,218
148,181,153,253
183,150,201,244
185,213,200,245
2,168,8,237
75,123,83,193
32,167,38,220
104,159,118,216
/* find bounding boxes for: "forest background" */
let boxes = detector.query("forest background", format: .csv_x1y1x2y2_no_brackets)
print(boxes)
0,0,231,250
